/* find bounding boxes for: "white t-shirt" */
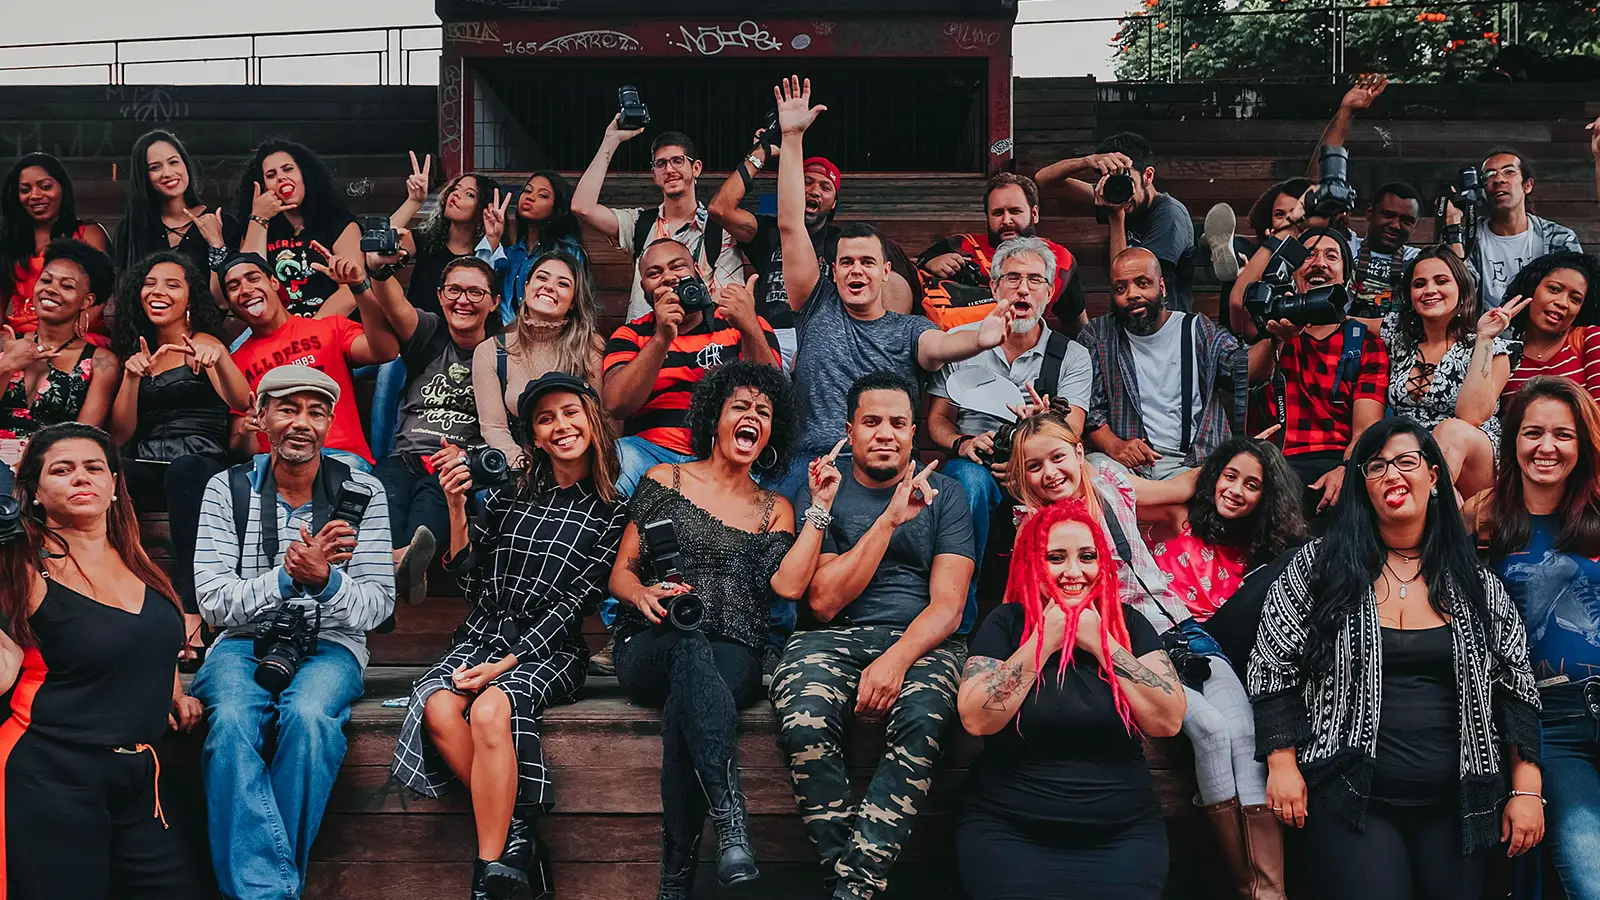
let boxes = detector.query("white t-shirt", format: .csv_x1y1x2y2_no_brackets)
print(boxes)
1475,227,1540,309
1126,312,1202,452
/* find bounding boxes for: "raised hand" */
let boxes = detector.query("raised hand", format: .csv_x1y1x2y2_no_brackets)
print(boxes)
775,75,826,136
185,207,227,249
975,292,1016,348
482,188,512,248
885,460,940,527
1083,152,1133,176
123,336,180,379
604,112,645,145
715,273,760,330
0,328,59,373
308,239,366,286
405,151,432,203
808,438,848,508
1477,294,1532,341
1007,382,1053,421
180,333,223,372
250,182,285,221
1340,73,1389,112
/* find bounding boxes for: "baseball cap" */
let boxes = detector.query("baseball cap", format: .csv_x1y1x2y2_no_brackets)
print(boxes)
220,251,271,279
803,157,841,191
256,364,340,407
516,372,598,437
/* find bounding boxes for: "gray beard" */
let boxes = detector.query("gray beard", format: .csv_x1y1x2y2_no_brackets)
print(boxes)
1010,314,1041,335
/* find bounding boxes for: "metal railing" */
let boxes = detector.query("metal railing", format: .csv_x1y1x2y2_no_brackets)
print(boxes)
0,24,442,85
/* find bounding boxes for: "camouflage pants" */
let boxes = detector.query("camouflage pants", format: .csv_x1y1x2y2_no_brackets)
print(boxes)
771,625,965,900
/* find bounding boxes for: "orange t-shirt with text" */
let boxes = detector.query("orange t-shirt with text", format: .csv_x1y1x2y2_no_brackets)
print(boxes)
231,315,373,462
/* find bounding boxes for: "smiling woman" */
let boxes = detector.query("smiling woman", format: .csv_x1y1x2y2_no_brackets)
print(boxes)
1503,252,1600,403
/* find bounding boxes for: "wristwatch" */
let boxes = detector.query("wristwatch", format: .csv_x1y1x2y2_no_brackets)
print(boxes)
745,153,766,171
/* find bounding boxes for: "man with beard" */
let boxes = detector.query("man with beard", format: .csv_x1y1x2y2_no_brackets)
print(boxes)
191,364,395,900
775,371,973,900
1447,147,1582,308
917,172,1088,336
1345,183,1422,319
1082,248,1269,480
927,235,1091,630
572,119,748,320
1251,229,1390,518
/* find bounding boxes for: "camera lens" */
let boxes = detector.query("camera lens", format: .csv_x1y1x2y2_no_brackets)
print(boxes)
667,593,704,632
468,446,509,488
1102,173,1135,206
254,649,298,693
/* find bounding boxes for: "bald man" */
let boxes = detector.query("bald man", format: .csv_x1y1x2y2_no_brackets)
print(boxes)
1079,248,1269,478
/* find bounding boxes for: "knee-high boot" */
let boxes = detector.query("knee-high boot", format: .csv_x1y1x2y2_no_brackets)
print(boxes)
1203,798,1253,900
1240,803,1287,900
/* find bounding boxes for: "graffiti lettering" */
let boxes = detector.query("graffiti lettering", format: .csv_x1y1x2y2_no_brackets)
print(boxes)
669,21,781,56
444,22,500,44
440,61,463,154
830,22,944,55
811,21,835,36
501,29,641,55
945,22,1000,51
989,138,1014,157
108,85,189,121
3,121,117,159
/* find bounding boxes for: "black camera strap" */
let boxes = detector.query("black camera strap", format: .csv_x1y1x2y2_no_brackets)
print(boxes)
228,457,352,576
1179,313,1196,456
1033,330,1071,400
1092,485,1182,632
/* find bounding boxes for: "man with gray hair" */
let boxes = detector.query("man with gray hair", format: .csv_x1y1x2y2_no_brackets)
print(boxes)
927,235,1092,630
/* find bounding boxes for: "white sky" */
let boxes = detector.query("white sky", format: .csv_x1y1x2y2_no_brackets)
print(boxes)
0,0,1132,85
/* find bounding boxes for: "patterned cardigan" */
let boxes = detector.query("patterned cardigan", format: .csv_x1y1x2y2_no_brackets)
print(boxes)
1247,540,1541,854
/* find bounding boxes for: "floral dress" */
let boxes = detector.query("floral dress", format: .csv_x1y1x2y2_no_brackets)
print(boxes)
1381,312,1517,453
0,343,96,439
1151,524,1249,623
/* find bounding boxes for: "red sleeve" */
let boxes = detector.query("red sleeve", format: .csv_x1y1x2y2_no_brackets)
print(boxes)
756,316,780,357
603,323,646,374
1358,331,1391,404
1581,326,1600,400
331,316,364,356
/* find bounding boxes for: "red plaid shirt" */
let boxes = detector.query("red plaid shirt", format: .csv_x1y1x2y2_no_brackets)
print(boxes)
1277,325,1389,456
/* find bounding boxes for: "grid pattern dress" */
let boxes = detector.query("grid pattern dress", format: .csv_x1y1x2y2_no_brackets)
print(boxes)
391,477,625,812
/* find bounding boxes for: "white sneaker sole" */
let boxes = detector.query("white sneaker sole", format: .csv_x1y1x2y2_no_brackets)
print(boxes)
1203,202,1241,282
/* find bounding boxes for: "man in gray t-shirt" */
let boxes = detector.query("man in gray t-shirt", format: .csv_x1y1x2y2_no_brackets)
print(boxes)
772,370,973,900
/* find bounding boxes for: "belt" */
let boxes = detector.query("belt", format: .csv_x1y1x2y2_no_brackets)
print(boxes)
110,743,168,829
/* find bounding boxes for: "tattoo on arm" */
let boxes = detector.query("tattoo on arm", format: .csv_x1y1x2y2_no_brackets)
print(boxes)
1111,647,1176,695
1480,343,1492,377
962,656,1000,681
982,660,1030,710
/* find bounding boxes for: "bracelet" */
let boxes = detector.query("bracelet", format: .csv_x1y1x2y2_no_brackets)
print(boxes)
370,264,399,282
351,277,372,296
803,505,833,531
1508,790,1546,806
746,153,765,171
951,434,972,454
207,245,229,272
249,214,271,227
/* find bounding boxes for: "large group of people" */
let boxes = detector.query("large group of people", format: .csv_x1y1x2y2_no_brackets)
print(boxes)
0,69,1598,900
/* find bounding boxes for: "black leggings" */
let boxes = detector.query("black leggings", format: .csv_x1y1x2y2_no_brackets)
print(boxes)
613,628,762,840
1301,796,1488,900
121,454,229,614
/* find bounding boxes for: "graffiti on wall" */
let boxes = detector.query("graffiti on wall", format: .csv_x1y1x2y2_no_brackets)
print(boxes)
501,29,642,54
440,59,463,154
444,22,501,44
668,21,783,56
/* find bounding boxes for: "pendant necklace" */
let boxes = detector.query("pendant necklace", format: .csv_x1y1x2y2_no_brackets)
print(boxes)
1384,552,1422,599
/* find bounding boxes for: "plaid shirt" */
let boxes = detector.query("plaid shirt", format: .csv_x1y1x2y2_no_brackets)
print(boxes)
1276,325,1390,457
1080,312,1245,475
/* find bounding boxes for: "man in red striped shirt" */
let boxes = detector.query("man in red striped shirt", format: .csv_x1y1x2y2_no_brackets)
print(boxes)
602,237,780,494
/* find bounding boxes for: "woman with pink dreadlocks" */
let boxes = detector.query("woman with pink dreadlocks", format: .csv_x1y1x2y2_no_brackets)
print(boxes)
955,499,1187,900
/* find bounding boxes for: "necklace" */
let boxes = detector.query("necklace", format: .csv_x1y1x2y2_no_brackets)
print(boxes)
1383,559,1423,599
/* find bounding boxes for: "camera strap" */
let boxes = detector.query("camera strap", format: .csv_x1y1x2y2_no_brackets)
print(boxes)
1179,313,1196,456
1034,330,1071,400
229,457,352,575
1092,485,1183,632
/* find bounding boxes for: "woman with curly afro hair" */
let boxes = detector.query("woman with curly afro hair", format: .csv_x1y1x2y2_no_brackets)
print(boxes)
608,360,838,898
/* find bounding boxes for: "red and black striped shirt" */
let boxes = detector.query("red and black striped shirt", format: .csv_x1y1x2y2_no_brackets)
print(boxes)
603,312,780,455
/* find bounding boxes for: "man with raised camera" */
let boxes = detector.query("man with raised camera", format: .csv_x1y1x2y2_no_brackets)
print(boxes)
1035,131,1197,313
191,364,396,900
917,172,1088,336
926,235,1091,630
602,237,780,494
1446,147,1582,308
572,113,748,320
1247,228,1390,517
773,371,974,900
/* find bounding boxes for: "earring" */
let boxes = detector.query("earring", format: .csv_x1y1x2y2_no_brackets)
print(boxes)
1430,486,1438,497
112,494,118,502
33,498,41,506
758,445,778,471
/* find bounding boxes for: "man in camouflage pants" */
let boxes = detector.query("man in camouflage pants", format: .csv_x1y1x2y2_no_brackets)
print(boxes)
772,372,974,900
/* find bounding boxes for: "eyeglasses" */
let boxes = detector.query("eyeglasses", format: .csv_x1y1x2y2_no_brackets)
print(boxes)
650,155,695,171
441,284,491,302
997,273,1051,289
1482,163,1523,181
1361,450,1425,481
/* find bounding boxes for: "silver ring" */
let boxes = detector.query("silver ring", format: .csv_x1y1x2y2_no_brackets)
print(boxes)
1271,806,1283,812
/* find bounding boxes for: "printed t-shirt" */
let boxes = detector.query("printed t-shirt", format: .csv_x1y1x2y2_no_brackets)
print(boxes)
393,310,480,456
232,315,372,462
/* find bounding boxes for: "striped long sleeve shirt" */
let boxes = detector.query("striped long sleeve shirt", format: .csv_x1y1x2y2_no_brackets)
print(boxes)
194,456,396,670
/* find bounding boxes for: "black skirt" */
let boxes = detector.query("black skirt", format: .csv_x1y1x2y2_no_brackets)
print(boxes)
955,805,1168,900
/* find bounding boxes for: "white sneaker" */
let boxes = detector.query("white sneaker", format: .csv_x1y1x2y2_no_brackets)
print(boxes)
1203,202,1242,282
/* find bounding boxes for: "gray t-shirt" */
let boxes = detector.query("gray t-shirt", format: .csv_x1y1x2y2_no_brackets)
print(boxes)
802,466,974,629
793,279,938,456
928,322,1093,435
1125,192,1196,313
394,311,481,456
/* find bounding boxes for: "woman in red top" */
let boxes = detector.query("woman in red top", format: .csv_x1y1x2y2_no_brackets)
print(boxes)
0,153,110,335
1152,437,1308,622
1504,252,1600,403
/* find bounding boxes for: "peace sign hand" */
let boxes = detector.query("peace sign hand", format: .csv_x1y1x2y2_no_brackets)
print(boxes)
775,75,827,136
1008,382,1054,421
482,188,513,247
185,207,227,249
405,151,432,203
1477,294,1532,342
884,460,940,528
308,240,366,286
808,438,848,509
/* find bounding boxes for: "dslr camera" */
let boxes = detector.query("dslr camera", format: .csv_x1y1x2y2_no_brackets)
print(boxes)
463,445,509,489
1304,145,1357,220
1101,172,1136,207
976,423,1018,467
1242,237,1350,331
0,496,25,546
358,214,399,256
618,85,651,131
253,602,320,693
641,519,704,632
1443,164,1486,215
672,274,716,313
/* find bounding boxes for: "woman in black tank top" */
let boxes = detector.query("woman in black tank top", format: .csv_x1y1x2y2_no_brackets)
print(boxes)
0,423,204,900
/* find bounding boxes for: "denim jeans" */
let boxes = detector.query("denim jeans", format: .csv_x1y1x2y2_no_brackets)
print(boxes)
600,436,698,627
362,359,408,461
1539,680,1600,900
372,454,448,552
191,636,364,900
943,458,1004,634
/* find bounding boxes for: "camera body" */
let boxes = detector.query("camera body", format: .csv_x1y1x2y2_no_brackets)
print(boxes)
618,85,651,131
975,422,1018,467
672,274,716,313
1306,146,1357,220
641,519,704,632
463,445,509,489
253,602,320,693
1241,236,1349,331
757,109,780,151
0,496,25,546
358,214,399,256
1445,165,1486,215
331,481,374,526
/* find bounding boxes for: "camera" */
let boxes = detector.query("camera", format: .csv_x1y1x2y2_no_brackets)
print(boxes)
1164,630,1212,690
976,422,1018,467
1101,172,1135,206
1305,145,1357,220
463,445,509,489
253,602,320,693
331,481,373,527
1443,165,1486,215
358,214,399,256
672,274,716,313
757,109,780,151
0,496,24,546
618,85,651,131
641,519,704,632
1242,232,1349,330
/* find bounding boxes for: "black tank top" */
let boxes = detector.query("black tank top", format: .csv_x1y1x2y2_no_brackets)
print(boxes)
128,364,231,461
1373,625,1459,805
13,579,182,746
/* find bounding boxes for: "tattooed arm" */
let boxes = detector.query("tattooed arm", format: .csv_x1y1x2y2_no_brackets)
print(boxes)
957,653,1043,737
1108,646,1187,737
1454,333,1513,426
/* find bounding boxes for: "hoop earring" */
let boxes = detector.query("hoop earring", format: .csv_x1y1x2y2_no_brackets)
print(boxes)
758,446,778,471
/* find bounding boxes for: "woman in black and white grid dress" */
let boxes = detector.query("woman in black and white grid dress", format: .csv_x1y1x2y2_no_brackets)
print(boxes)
390,372,625,900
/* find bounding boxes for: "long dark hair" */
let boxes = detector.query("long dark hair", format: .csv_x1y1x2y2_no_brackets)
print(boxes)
230,138,350,237
413,171,499,256
0,153,85,303
1489,376,1600,561
1397,245,1480,346
1303,417,1498,674
515,389,620,506
113,130,203,272
1187,437,1307,566
1507,251,1600,336
512,170,582,251
110,252,226,360
0,423,179,647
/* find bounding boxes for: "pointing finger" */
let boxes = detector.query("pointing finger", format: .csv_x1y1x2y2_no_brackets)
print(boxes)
139,336,151,357
826,437,847,463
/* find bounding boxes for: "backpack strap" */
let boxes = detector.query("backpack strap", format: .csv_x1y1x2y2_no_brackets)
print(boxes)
1034,330,1071,401
229,463,253,577
1330,318,1369,400
1179,314,1196,455
702,219,723,270
631,207,660,260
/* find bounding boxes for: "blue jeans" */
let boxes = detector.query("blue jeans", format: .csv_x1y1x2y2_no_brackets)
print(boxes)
944,458,1004,634
191,636,364,900
372,454,447,552
362,359,408,461
1538,680,1600,900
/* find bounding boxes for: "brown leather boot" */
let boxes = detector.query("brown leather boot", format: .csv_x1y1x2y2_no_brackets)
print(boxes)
1203,798,1252,900
1241,803,1288,900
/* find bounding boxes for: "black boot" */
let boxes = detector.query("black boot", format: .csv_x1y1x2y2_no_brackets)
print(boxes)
699,759,759,887
657,830,702,900
470,858,492,900
501,815,554,900
481,855,529,900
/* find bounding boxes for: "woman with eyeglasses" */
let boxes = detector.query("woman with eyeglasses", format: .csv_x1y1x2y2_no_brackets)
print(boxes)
1250,417,1542,900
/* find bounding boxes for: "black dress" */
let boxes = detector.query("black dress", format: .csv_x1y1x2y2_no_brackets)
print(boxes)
0,342,97,438
956,603,1169,900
